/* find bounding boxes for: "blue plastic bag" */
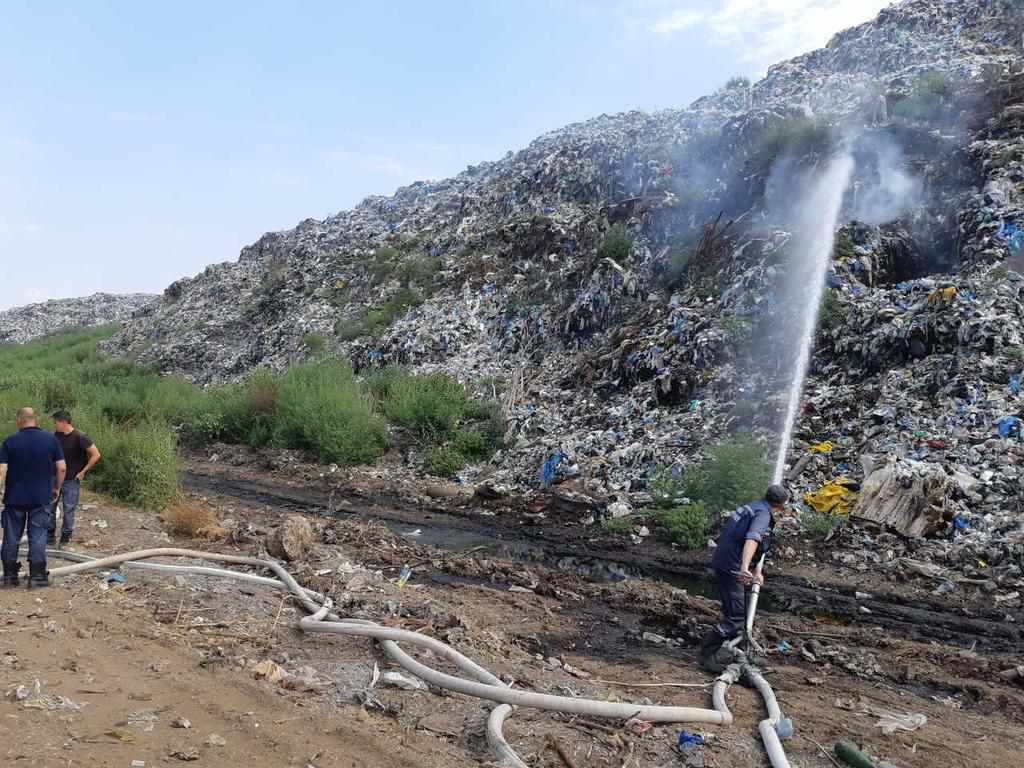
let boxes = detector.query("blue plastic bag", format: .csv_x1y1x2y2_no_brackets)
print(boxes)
997,416,1021,438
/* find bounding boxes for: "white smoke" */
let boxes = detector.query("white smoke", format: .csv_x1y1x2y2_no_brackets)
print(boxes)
850,134,923,224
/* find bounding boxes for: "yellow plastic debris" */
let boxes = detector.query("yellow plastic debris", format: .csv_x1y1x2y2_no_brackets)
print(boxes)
333,279,346,290
927,286,957,306
809,440,834,454
803,477,858,516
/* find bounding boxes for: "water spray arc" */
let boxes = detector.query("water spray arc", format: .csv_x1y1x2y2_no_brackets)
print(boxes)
771,153,855,483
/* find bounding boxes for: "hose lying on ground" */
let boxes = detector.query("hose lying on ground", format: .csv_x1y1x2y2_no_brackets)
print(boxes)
40,548,731,765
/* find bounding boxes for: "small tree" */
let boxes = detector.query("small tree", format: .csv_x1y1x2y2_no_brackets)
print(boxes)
598,225,633,263
658,504,712,549
683,438,771,515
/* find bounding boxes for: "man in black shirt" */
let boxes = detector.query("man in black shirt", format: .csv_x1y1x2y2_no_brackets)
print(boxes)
50,411,101,546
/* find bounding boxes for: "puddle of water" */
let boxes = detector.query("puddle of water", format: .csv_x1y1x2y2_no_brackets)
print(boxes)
396,523,542,560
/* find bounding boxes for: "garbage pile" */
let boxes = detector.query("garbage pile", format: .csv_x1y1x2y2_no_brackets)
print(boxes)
82,0,1024,594
0,293,155,345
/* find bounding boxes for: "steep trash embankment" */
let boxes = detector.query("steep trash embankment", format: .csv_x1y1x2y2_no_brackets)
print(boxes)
93,0,1024,614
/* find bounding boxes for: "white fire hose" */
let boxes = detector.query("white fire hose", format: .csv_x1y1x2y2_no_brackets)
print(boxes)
38,547,737,767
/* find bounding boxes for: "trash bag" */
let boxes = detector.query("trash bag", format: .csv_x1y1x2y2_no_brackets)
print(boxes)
803,477,858,515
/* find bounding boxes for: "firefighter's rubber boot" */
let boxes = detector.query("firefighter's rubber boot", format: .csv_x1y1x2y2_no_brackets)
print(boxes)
27,561,49,588
2,561,20,587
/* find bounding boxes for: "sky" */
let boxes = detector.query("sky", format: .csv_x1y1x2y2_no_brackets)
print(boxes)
0,0,892,310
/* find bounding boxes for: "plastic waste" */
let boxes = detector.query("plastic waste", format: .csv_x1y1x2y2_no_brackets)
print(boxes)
997,416,1020,438
678,730,706,749
835,741,876,768
382,671,425,691
396,565,413,588
804,477,858,515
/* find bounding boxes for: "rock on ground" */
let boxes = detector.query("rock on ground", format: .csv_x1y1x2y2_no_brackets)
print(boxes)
266,515,314,561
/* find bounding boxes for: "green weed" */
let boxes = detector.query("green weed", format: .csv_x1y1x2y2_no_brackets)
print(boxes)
683,438,771,515
657,503,711,549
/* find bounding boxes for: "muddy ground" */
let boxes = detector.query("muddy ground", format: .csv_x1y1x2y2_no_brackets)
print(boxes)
1,450,1021,767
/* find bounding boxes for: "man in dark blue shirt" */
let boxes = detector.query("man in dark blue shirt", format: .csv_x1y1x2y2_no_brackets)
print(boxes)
699,484,789,669
0,408,66,587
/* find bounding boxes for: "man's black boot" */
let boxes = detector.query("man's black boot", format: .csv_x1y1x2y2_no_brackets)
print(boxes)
46,532,56,546
27,562,49,588
2,561,20,587
59,531,72,547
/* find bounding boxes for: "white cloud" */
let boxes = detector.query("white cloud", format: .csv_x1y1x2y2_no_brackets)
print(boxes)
650,8,705,35
647,0,894,70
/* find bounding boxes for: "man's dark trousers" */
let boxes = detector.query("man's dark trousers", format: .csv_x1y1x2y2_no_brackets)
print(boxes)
1,506,49,565
713,568,746,639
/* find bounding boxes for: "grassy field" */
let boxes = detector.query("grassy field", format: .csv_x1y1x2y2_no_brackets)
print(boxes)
0,327,502,510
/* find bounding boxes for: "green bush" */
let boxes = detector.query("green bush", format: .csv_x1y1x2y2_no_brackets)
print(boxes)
683,438,771,515
597,224,633,263
273,361,388,465
423,446,466,477
362,365,410,402
43,379,77,411
369,247,402,285
88,419,180,511
601,516,634,536
396,256,441,288
452,428,499,462
648,467,685,509
892,71,953,121
819,290,842,332
303,332,328,358
336,287,424,340
721,315,751,346
759,116,834,163
658,503,711,549
383,373,469,442
799,509,843,539
665,245,692,285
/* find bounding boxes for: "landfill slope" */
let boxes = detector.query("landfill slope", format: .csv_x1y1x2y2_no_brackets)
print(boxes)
102,0,1024,598
0,292,157,345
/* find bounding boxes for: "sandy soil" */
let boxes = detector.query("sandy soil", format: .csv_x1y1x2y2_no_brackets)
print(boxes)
1,464,1021,768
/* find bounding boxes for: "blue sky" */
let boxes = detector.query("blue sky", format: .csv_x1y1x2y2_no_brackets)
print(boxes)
0,0,890,309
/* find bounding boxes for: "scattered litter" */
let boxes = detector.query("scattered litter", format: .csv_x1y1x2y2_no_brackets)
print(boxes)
253,659,286,684
8,679,83,711
381,671,425,691
206,734,227,747
835,741,876,768
862,703,928,734
169,750,199,762
127,709,160,732
678,730,706,748
626,718,652,735
804,478,858,516
171,717,192,729
396,565,413,588
91,519,109,529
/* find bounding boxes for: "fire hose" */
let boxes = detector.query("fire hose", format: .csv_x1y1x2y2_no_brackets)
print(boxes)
37,547,790,766
41,548,726,765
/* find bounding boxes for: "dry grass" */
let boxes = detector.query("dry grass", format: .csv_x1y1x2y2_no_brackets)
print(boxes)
161,502,226,539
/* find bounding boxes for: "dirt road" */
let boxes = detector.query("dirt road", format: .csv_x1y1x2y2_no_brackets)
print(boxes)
0,460,1021,767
